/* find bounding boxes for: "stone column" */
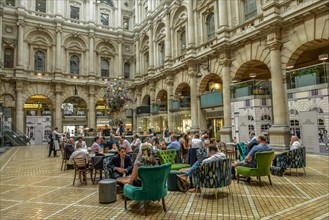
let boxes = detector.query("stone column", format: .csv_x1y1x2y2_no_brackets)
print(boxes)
16,20,25,69
117,0,122,28
220,58,232,142
88,86,96,129
218,0,228,28
135,36,140,78
15,82,24,132
118,39,123,77
148,24,154,71
164,11,172,64
135,0,139,24
267,29,290,149
55,25,62,73
187,0,195,51
188,65,199,132
166,76,174,130
55,87,62,130
89,32,95,75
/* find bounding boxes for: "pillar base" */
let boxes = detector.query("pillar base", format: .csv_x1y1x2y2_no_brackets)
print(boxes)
268,125,290,150
219,127,232,143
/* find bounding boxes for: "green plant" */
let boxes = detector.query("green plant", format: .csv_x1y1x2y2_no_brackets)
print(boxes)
295,67,320,77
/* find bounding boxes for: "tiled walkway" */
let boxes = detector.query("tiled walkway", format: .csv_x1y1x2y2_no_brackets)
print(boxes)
0,145,328,219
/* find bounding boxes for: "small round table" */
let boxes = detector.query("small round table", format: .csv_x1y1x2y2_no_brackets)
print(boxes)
117,176,131,185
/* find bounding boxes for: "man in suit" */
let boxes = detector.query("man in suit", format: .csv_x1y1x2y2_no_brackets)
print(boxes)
108,147,133,179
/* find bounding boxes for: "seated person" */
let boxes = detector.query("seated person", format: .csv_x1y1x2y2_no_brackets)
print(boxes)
246,132,258,154
290,135,302,150
108,147,133,179
167,135,180,151
75,136,87,149
129,143,157,187
64,138,75,160
178,145,226,192
91,136,102,154
232,135,272,181
69,143,91,165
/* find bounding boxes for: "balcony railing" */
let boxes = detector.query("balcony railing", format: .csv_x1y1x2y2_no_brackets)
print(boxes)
200,91,223,108
169,96,190,112
136,105,150,115
286,63,329,89
151,103,159,114
231,80,271,99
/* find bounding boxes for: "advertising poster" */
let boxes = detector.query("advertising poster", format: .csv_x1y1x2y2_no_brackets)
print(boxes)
238,116,249,143
26,116,52,144
300,111,319,153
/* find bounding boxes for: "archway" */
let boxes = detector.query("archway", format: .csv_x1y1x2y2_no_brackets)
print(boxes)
155,89,168,111
24,95,53,144
142,95,151,106
199,73,222,94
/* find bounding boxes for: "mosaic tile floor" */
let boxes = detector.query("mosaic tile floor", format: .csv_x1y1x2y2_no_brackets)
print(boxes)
0,145,328,219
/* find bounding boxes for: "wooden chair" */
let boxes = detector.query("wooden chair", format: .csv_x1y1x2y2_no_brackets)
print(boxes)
60,148,68,171
73,158,94,186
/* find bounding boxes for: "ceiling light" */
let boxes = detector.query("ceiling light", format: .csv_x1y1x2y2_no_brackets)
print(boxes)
319,54,328,61
286,65,294,69
249,73,257,78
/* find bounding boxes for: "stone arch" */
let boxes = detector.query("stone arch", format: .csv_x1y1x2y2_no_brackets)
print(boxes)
25,29,54,47
60,87,89,109
141,35,149,52
171,5,187,27
95,41,117,56
230,39,270,79
284,39,329,68
0,93,15,107
174,82,190,96
142,95,150,105
233,60,271,81
22,84,55,106
0,82,15,99
63,36,87,51
154,22,166,41
24,95,54,109
198,73,222,93
156,89,167,101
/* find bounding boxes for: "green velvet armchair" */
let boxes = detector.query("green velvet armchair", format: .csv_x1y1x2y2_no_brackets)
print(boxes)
237,150,274,186
123,163,171,216
157,149,191,170
236,142,247,161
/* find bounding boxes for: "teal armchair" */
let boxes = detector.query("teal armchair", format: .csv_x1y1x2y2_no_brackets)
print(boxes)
237,151,274,186
236,142,247,161
123,163,171,216
157,149,190,170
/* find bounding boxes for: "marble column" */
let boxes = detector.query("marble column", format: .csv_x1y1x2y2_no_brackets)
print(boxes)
118,40,123,77
16,20,24,69
148,24,154,70
220,59,232,142
15,84,24,132
166,77,174,130
135,0,139,24
268,41,290,149
88,86,96,129
218,0,228,27
165,11,172,63
89,33,95,75
55,26,62,72
55,91,62,130
117,0,122,28
187,0,195,50
135,36,140,78
188,66,199,132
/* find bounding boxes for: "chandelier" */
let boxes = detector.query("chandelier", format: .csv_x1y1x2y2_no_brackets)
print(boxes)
103,77,132,115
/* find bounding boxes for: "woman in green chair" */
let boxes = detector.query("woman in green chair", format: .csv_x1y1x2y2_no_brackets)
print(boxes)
129,142,157,186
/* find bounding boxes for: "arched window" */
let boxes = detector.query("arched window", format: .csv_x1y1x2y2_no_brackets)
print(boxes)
309,106,324,113
207,13,215,39
101,58,109,77
124,63,130,79
261,124,271,132
100,0,114,7
34,51,46,71
248,115,254,121
4,48,14,68
70,55,80,74
180,30,186,54
318,119,324,126
159,42,165,65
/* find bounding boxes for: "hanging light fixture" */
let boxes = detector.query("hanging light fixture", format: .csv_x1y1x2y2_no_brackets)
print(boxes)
249,73,257,78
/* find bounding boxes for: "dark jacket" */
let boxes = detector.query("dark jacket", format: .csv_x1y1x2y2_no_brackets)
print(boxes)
64,143,75,160
246,138,258,154
108,154,133,174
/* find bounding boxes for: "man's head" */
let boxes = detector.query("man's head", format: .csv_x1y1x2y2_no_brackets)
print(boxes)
76,143,82,149
77,136,83,142
119,147,126,158
208,145,218,155
54,127,58,131
105,125,108,129
100,136,105,142
249,132,255,138
94,136,100,143
120,135,126,141
256,135,266,144
69,138,74,144
290,135,298,143
171,134,177,141
194,133,200,139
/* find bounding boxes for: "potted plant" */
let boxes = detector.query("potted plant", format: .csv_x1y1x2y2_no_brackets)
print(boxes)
294,66,320,87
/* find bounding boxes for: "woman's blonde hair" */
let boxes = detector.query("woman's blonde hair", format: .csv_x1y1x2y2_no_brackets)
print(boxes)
141,143,156,166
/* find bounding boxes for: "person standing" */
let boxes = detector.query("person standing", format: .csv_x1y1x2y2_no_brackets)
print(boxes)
49,127,61,157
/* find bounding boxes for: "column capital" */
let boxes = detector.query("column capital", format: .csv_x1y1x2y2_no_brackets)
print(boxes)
187,64,197,78
89,32,95,39
17,20,26,27
267,41,282,50
220,58,231,67
56,26,62,33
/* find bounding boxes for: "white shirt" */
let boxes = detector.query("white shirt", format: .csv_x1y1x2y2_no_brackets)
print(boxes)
202,152,226,165
191,138,203,148
290,141,302,150
69,148,90,164
75,140,87,149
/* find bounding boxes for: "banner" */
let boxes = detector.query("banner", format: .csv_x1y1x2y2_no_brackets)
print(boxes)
238,116,249,143
26,116,52,144
300,111,319,153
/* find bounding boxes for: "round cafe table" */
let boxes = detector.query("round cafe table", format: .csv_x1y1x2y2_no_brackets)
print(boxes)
117,176,131,185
